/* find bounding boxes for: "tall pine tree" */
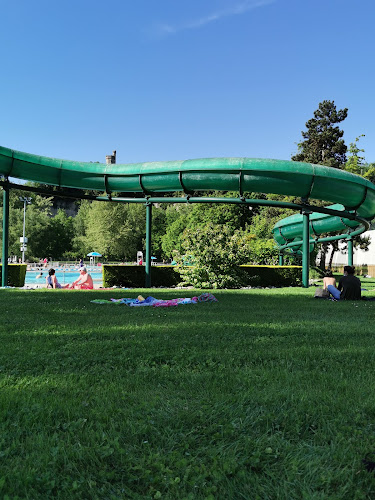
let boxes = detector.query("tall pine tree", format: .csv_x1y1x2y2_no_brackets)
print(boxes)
292,100,348,168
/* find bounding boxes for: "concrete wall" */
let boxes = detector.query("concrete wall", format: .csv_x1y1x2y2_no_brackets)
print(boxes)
331,230,375,266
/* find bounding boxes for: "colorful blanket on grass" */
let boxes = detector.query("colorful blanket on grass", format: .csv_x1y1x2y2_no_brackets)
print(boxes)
91,293,218,307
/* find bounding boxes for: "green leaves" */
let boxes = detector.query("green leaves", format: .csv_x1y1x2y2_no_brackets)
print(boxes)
176,223,254,288
292,100,348,168
74,201,146,261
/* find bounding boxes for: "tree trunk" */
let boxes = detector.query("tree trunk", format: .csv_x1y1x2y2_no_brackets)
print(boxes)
318,243,328,269
328,241,339,269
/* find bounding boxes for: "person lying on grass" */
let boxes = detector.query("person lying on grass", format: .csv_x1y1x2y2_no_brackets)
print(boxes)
327,265,361,300
46,269,70,289
67,267,94,290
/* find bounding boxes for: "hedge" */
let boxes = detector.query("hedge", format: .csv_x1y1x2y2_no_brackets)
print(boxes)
103,265,180,288
0,264,27,287
239,265,302,287
103,264,303,288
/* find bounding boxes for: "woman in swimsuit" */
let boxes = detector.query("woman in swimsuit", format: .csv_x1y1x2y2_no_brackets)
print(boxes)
46,269,69,289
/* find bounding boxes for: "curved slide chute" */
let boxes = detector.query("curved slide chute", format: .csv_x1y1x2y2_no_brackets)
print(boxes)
1,145,375,218
1,145,375,287
273,203,370,255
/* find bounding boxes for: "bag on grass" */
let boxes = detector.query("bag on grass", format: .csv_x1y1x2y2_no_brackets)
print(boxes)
314,288,329,299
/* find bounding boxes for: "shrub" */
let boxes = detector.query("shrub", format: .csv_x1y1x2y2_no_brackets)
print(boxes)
103,265,180,288
310,267,326,280
102,264,303,288
0,264,27,287
240,265,302,287
176,223,254,289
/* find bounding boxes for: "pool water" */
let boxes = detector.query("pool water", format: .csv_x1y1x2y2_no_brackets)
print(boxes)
25,270,103,286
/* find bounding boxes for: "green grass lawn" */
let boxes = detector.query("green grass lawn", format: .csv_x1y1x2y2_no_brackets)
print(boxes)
1,283,375,499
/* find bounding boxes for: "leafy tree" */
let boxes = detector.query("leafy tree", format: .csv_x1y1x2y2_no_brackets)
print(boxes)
161,204,192,258
48,209,74,259
321,135,371,268
245,198,299,265
71,200,92,259
6,193,54,261
15,199,74,260
82,201,145,261
344,135,366,175
161,193,253,259
364,164,375,184
176,223,255,288
151,205,167,260
292,100,348,168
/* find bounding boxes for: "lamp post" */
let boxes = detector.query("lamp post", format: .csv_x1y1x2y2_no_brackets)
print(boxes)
19,197,32,263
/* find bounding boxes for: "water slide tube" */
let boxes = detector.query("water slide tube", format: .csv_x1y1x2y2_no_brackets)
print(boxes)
1,145,375,252
272,203,371,255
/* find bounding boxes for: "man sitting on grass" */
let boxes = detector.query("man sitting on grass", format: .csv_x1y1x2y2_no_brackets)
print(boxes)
68,267,94,290
327,266,361,300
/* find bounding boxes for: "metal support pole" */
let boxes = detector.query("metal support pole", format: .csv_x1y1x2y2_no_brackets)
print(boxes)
302,211,310,288
278,252,284,266
145,202,152,288
2,183,10,287
22,199,26,263
347,237,353,267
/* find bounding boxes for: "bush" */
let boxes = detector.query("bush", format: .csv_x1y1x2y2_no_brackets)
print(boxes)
103,265,180,288
0,264,27,287
102,264,303,288
310,267,326,280
240,265,302,287
176,223,254,289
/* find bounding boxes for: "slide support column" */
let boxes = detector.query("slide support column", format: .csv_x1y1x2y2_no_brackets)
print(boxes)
145,202,152,288
347,237,353,267
302,210,310,288
2,182,9,287
278,252,284,266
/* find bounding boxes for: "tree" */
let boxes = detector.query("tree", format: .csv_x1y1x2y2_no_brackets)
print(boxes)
81,201,145,261
48,209,74,259
344,135,366,175
161,193,254,260
7,193,53,260
292,100,348,168
364,163,375,184
176,223,254,289
71,200,92,259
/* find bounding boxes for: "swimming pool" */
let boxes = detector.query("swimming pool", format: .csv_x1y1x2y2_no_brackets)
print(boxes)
25,270,103,286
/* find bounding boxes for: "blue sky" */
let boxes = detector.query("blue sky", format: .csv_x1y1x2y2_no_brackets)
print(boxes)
1,0,374,165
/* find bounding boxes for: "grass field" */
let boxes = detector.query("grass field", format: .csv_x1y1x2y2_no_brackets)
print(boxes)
1,281,375,499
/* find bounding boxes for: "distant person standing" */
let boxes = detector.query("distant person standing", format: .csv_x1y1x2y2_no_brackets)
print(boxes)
79,258,84,268
327,266,361,300
43,257,48,268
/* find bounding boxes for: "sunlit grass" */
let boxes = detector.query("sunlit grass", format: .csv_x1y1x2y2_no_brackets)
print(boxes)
1,285,375,499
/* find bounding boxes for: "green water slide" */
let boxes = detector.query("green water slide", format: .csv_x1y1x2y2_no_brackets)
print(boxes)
273,203,367,253
0,146,375,210
1,145,375,287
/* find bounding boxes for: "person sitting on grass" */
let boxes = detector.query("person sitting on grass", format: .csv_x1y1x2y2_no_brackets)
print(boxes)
323,269,336,290
327,265,361,300
46,269,69,289
68,267,94,290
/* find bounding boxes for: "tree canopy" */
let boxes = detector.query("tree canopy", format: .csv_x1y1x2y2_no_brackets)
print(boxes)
292,100,348,168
